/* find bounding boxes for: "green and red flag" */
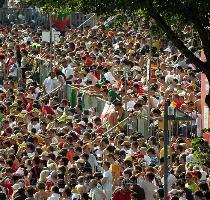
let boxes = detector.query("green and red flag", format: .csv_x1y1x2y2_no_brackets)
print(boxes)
51,13,70,31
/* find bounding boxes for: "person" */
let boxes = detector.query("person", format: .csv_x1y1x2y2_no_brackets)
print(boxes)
129,176,145,200
25,186,36,200
175,179,193,200
47,186,60,200
108,100,124,128
13,188,27,200
61,59,74,82
43,72,60,94
138,172,158,200
89,179,105,200
101,161,112,200
112,179,131,200
34,182,49,200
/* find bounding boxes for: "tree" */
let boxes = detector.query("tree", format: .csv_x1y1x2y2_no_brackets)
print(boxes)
29,0,210,106
0,0,5,8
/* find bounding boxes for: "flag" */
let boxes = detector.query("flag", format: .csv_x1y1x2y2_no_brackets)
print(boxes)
70,86,77,108
77,90,85,111
51,13,70,31
100,102,114,122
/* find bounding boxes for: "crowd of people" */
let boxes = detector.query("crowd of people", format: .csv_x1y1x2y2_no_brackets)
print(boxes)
0,14,209,200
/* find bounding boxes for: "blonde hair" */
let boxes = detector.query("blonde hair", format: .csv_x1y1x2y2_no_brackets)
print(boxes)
47,162,57,171
39,170,50,182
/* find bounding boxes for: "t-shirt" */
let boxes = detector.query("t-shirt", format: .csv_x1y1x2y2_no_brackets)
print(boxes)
103,170,112,194
43,77,59,94
88,153,97,173
62,65,74,80
110,162,120,181
138,179,158,200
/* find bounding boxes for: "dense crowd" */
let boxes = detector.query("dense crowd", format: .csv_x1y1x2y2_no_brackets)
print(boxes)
0,17,209,200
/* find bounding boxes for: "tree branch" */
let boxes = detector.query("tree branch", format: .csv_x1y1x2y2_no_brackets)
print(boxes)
145,0,207,73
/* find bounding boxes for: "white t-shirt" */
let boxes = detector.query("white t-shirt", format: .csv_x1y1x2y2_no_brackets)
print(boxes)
103,170,112,200
138,179,158,200
104,71,115,83
43,77,60,94
88,153,97,173
9,63,18,77
62,65,74,80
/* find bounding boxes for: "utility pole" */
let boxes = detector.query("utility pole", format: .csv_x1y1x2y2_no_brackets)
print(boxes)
164,99,170,200
147,32,152,136
49,13,53,70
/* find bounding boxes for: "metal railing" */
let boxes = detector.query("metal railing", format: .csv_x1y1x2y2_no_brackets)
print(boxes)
0,9,97,29
77,13,97,30
0,8,49,27
83,93,106,115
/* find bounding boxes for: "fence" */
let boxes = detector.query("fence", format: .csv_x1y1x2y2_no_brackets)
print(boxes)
83,93,106,115
40,83,197,138
29,57,51,84
0,8,97,29
0,8,49,27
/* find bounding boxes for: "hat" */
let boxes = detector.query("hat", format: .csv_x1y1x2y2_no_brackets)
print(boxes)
12,182,24,191
76,159,85,164
77,121,86,127
26,94,34,100
122,178,131,185
32,108,39,113
16,113,24,118
40,151,49,157
11,101,18,107
163,47,172,52
169,189,178,195
122,141,130,146
21,110,27,114
132,66,141,71
178,92,185,97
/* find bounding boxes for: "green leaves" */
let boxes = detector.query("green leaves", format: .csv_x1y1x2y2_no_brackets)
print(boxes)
191,137,210,168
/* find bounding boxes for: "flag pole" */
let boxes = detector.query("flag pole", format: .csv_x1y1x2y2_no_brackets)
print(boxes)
49,13,53,70
147,31,152,136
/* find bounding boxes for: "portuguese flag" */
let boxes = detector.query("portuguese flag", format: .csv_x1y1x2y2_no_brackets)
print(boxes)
51,13,70,31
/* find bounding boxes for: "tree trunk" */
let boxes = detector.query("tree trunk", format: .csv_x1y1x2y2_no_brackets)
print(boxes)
145,0,210,108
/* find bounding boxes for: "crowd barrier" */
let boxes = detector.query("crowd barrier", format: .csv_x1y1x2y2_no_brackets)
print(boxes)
0,8,49,27
40,83,197,138
0,9,97,30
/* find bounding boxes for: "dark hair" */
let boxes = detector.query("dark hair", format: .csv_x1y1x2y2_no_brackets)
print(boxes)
33,157,40,165
147,147,156,155
103,161,110,168
146,172,155,182
194,190,203,198
63,187,72,196
51,186,59,194
199,182,209,191
26,186,36,197
37,182,46,190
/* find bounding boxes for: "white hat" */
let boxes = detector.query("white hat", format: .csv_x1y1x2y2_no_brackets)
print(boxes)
164,47,172,52
132,66,141,71
40,151,49,157
77,121,86,126
178,92,185,97
169,189,178,195
21,110,27,114
112,84,118,89
12,182,24,191
114,55,121,59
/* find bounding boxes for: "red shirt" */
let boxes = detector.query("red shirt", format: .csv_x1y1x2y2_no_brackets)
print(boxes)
26,103,33,112
42,105,55,115
137,88,144,94
112,189,131,200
